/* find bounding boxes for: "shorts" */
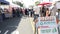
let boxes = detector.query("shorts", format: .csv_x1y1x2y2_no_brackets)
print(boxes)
34,14,39,21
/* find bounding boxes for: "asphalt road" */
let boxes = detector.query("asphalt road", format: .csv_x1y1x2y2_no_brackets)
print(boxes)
0,16,34,34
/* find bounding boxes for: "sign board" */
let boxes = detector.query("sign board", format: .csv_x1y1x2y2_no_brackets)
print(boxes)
36,16,58,34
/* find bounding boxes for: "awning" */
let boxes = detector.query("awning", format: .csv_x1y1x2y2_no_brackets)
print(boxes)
0,0,9,5
10,3,20,7
38,2,52,6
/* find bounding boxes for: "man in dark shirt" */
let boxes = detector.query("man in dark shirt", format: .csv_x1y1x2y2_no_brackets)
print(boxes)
41,5,46,17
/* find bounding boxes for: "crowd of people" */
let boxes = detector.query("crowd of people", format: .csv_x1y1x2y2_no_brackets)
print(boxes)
0,5,51,22
12,8,34,17
40,5,51,17
0,7,35,22
34,5,51,22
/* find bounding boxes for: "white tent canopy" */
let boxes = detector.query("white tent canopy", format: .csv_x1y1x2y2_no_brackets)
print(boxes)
10,3,20,7
49,6,54,10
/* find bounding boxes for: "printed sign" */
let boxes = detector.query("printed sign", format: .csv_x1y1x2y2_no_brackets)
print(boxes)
36,16,58,34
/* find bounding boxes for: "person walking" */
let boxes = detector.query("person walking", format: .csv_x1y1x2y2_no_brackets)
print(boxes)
12,8,16,17
16,8,20,17
28,9,31,17
41,5,46,17
34,7,40,21
22,8,25,16
2,9,5,20
19,8,23,17
25,9,27,15
27,9,29,17
45,8,51,17
0,8,3,22
31,9,34,17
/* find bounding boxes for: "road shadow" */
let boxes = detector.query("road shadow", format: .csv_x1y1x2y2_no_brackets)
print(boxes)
0,15,22,34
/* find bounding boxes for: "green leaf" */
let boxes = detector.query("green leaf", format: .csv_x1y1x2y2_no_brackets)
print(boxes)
12,1,23,7
35,1,40,6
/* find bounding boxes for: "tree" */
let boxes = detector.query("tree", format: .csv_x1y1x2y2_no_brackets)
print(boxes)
35,1,40,6
13,1,23,7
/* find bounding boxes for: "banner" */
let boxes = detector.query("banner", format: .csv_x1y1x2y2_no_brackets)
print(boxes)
36,16,58,34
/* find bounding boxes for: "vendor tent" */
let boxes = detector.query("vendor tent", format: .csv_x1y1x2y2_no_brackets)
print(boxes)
38,2,52,6
10,3,20,8
0,0,9,5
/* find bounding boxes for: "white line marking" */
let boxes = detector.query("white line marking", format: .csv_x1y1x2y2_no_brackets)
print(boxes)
11,30,19,34
30,18,35,31
16,31,19,34
4,30,9,34
0,30,1,33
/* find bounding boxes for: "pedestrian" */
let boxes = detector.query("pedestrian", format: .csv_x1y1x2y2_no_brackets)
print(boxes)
32,10,34,17
31,9,34,17
28,9,31,17
34,7,40,21
12,8,16,17
19,8,23,17
0,8,3,22
45,8,51,17
27,9,29,17
2,9,5,20
41,5,46,17
22,8,25,16
25,9,27,15
16,8,20,17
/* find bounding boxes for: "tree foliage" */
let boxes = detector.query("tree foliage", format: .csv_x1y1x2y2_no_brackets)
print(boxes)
13,1,23,7
35,1,40,6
